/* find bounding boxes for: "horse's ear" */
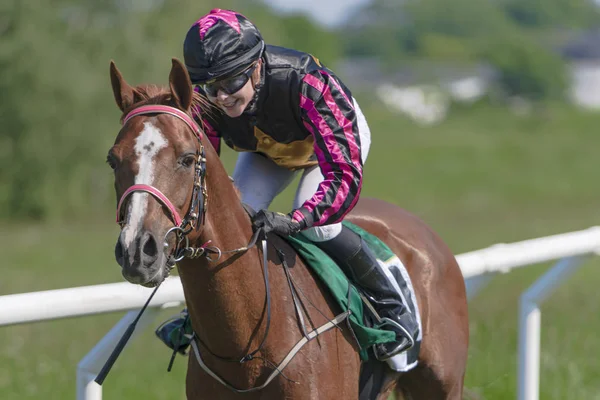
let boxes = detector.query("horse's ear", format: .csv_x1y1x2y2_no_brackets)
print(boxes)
110,60,139,112
169,58,193,112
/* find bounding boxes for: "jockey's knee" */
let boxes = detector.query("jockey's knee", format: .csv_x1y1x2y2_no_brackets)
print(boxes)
300,223,342,242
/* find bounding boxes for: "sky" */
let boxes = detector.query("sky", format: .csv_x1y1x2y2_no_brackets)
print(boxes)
264,0,371,27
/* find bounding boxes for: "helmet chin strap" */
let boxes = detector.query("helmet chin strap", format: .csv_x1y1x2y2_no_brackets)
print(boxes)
244,59,264,115
251,59,263,89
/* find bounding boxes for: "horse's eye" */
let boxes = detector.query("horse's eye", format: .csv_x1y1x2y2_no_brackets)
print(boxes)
106,154,117,170
180,154,196,168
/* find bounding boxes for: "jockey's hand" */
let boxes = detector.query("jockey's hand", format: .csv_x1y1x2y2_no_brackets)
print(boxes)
252,210,302,236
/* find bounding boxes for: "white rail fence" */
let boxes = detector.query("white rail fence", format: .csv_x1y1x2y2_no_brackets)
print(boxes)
1,226,600,400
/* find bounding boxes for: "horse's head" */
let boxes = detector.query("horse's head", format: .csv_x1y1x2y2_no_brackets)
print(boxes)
108,59,208,287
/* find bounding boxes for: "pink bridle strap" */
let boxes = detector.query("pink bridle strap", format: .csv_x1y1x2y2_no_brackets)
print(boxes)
123,105,203,139
116,184,183,227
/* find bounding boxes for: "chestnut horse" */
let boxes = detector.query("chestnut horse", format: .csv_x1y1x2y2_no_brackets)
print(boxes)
107,58,468,399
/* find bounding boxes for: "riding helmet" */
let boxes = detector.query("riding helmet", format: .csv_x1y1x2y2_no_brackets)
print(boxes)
183,9,264,84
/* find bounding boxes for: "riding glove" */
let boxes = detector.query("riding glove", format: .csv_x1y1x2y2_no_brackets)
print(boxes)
252,210,303,236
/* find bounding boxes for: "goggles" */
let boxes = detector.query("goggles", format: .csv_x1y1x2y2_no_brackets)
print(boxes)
199,63,257,97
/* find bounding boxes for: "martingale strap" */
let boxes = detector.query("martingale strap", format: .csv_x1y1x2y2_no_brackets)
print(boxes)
190,312,350,393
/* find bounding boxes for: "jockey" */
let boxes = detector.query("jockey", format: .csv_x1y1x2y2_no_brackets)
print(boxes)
183,8,418,360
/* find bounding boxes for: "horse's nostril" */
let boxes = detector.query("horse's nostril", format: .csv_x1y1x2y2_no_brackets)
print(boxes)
142,233,158,258
115,238,125,266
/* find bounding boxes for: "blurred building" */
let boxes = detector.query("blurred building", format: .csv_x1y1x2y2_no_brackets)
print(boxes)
337,59,494,125
561,30,600,109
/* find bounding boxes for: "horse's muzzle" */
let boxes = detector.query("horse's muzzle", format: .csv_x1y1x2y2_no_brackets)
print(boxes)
115,230,166,285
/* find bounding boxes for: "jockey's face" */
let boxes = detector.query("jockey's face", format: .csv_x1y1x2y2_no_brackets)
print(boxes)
208,59,262,118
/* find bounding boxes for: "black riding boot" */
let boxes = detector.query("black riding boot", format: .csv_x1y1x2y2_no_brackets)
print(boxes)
315,226,419,360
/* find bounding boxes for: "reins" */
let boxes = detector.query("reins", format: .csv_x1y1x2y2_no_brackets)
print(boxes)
98,104,351,391
97,104,265,385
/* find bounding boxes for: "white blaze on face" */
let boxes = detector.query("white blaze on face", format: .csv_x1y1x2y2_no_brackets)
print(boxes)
122,121,168,248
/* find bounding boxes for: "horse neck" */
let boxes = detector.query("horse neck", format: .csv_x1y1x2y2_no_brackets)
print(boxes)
177,148,266,355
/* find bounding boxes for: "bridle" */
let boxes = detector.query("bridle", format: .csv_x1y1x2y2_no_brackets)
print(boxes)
115,105,210,263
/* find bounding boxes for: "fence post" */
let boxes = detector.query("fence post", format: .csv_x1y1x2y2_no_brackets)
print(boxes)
517,256,587,400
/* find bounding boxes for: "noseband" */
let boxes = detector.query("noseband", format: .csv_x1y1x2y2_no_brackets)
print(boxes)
115,105,208,260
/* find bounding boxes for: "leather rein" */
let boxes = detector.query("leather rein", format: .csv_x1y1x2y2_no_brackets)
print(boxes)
96,104,259,384
96,105,351,391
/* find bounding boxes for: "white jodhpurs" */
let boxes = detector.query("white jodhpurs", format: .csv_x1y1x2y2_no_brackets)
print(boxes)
232,98,371,242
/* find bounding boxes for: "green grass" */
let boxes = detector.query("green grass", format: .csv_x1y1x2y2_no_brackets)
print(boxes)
2,103,600,399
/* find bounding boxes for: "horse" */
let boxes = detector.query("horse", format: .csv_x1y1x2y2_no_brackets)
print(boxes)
107,57,469,399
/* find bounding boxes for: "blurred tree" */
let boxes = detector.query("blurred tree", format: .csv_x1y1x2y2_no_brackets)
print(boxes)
403,0,512,41
419,33,475,62
342,0,513,62
0,0,92,220
340,0,572,102
480,34,568,101
501,0,600,29
276,13,342,68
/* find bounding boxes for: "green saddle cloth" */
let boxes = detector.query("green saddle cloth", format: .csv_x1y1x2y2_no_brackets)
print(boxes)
284,221,396,361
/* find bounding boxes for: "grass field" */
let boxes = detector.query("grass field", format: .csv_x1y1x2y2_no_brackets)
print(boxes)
2,102,600,399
